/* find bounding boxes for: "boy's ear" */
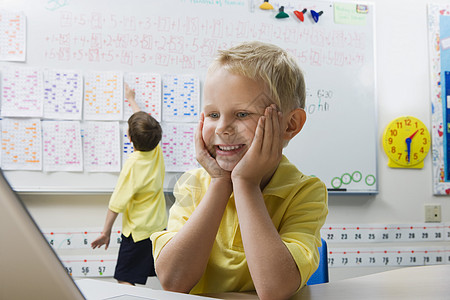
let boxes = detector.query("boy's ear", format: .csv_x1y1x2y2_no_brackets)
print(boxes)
283,108,306,140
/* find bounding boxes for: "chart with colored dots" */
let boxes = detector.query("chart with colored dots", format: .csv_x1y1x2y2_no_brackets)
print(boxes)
1,118,42,170
42,121,83,172
0,11,26,61
84,71,123,121
1,67,43,117
162,74,200,123
83,121,120,172
43,69,83,120
161,123,197,172
124,73,161,122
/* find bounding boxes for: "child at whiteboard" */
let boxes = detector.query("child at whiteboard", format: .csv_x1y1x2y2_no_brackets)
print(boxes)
151,41,328,299
91,83,167,286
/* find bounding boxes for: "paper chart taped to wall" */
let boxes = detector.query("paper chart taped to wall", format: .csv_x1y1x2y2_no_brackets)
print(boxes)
161,123,197,172
162,74,200,123
1,118,42,170
1,67,43,117
124,73,162,122
42,121,83,172
0,11,26,61
43,69,83,120
84,71,123,121
83,121,120,172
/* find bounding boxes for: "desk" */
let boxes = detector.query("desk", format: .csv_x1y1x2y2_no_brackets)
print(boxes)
204,265,450,300
76,279,214,300
78,265,450,300
295,265,450,300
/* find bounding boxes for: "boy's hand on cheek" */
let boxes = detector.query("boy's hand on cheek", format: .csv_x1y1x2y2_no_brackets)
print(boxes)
232,105,283,187
195,113,231,180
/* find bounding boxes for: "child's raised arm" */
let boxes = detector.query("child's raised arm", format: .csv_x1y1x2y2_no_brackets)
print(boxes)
124,83,141,113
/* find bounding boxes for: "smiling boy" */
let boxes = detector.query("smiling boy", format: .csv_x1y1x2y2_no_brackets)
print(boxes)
151,41,328,300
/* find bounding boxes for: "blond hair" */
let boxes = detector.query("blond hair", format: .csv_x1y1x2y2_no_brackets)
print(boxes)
207,41,306,112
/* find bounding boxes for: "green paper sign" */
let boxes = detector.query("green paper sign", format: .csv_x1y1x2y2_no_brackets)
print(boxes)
334,3,367,26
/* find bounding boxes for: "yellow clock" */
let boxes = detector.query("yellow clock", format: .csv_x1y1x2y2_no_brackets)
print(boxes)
382,116,431,169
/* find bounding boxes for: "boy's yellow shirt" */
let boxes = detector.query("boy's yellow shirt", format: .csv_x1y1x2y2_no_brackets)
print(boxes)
109,145,167,243
151,155,328,293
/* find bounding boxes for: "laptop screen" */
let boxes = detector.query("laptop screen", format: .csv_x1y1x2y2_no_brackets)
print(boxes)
0,170,86,299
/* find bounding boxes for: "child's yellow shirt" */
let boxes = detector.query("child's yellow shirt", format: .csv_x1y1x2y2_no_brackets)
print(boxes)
109,145,167,242
151,155,328,293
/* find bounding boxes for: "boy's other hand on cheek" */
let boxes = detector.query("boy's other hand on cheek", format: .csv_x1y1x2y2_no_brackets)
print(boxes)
231,105,283,188
195,113,231,181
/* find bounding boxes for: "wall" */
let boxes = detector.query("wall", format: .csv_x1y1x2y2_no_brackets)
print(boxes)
20,0,450,282
330,0,450,224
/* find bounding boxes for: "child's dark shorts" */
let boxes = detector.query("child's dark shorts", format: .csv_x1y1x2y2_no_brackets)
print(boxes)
114,234,156,285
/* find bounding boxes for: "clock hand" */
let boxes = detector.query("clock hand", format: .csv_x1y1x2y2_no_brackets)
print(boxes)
405,138,412,163
408,130,419,140
405,130,418,163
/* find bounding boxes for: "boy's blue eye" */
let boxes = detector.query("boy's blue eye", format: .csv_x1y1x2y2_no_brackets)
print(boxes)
208,112,219,118
236,112,249,118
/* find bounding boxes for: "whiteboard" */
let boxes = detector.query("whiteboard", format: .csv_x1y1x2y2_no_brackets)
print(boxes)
0,0,377,193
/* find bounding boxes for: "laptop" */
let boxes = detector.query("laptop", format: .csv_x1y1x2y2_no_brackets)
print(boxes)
0,171,213,300
0,169,85,299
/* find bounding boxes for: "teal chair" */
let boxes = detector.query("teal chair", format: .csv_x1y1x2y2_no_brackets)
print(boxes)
307,238,329,285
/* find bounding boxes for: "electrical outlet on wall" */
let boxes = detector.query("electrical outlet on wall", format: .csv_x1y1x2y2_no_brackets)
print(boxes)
424,204,441,223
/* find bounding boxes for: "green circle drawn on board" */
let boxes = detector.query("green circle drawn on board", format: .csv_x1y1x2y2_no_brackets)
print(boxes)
341,173,352,185
365,174,376,186
352,171,362,183
331,177,342,189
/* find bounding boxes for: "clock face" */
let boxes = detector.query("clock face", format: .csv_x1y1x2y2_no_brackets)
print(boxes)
382,116,431,168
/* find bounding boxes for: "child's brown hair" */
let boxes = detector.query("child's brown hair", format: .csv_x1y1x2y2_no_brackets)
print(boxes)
128,111,162,151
